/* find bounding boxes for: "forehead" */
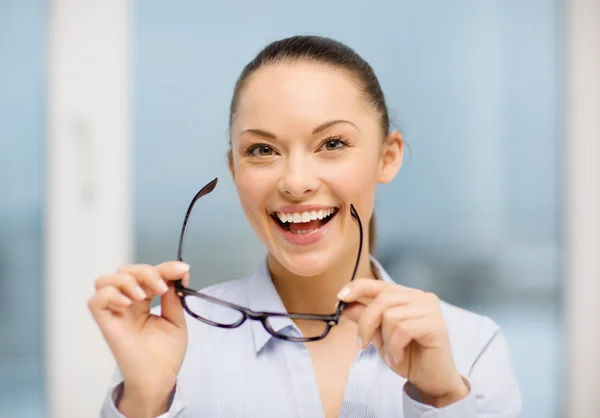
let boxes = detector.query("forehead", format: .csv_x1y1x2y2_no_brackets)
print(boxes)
234,62,373,133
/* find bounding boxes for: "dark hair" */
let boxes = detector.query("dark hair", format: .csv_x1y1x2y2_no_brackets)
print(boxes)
229,35,390,252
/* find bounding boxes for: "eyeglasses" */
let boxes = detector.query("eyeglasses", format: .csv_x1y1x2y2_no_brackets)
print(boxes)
174,178,363,343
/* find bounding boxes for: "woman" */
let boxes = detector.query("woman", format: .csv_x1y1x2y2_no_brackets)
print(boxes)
91,36,521,418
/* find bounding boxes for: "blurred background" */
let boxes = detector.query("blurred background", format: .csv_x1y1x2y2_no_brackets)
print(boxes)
1,0,599,417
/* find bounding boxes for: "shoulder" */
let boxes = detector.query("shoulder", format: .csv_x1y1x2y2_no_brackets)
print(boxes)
439,299,521,411
440,300,499,340
438,300,504,370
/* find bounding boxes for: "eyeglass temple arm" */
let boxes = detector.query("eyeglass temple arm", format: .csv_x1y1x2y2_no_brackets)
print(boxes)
176,178,219,286
336,204,364,316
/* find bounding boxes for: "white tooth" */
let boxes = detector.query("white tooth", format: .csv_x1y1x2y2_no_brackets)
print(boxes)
286,213,293,223
310,211,318,220
277,212,286,223
317,210,324,220
293,213,302,223
301,212,311,222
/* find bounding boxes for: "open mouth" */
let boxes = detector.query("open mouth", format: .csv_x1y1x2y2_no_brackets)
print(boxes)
270,208,340,235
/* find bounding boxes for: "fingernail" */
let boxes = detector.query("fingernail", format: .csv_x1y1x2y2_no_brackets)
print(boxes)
135,286,147,300
158,280,169,293
356,336,363,350
174,262,190,273
337,287,351,300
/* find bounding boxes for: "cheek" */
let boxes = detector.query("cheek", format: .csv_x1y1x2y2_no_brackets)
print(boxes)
234,171,270,240
234,164,273,212
321,152,380,227
325,152,379,197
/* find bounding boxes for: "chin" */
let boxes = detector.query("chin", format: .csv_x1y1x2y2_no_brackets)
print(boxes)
272,247,339,278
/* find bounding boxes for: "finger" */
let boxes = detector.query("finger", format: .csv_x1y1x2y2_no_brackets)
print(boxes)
154,261,190,286
118,264,171,295
342,303,387,351
160,281,186,328
381,305,427,343
180,271,190,288
337,278,408,304
372,328,383,351
88,285,132,314
382,318,420,364
387,330,414,364
356,293,412,349
341,301,367,323
95,272,148,302
382,303,426,331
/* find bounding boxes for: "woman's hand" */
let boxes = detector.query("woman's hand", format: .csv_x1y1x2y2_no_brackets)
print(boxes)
338,279,469,407
88,261,191,416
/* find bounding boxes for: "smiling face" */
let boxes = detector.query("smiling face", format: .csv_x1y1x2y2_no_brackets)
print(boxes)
229,61,402,277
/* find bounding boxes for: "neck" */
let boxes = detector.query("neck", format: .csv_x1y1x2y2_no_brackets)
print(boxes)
267,246,376,315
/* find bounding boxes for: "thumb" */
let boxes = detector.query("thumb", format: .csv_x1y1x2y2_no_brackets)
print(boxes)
341,301,367,324
160,282,187,328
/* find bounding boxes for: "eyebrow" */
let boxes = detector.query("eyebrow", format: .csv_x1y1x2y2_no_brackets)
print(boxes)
240,119,359,139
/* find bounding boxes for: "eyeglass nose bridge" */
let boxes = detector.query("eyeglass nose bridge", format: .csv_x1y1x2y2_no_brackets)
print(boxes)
245,309,266,321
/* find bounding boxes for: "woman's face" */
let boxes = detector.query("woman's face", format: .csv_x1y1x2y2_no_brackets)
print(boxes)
229,62,402,277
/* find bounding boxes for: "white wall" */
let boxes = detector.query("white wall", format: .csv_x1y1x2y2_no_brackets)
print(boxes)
45,0,132,416
564,0,600,416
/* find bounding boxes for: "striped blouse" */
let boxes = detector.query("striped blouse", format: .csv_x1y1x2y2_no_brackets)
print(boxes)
101,257,521,417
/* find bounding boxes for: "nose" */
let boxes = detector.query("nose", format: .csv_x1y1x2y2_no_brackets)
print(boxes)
277,153,320,199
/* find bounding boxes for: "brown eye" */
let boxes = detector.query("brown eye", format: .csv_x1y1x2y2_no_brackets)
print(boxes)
321,138,346,151
249,144,275,156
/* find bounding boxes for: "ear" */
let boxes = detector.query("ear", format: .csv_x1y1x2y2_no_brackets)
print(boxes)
377,131,403,184
228,148,235,180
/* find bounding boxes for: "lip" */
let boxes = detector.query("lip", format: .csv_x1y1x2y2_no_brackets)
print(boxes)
269,204,339,214
270,207,339,245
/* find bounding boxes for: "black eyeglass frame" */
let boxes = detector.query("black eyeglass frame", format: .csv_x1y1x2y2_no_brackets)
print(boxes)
174,178,364,343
